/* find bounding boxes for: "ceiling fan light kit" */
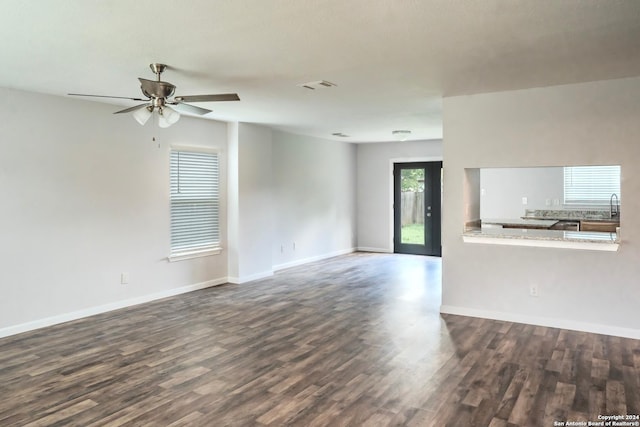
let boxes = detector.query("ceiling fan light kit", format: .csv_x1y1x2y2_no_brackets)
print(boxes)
133,106,153,125
69,63,240,128
158,106,180,128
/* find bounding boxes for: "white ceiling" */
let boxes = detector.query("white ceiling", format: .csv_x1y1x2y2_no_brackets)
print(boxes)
1,0,639,142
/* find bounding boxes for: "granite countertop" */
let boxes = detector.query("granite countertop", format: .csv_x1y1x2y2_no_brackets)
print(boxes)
482,218,558,228
463,226,619,244
464,209,621,251
522,209,619,222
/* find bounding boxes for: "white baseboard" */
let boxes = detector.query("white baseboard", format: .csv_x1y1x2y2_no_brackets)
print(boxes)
356,246,393,253
227,270,274,284
0,277,228,339
273,247,356,272
440,305,640,340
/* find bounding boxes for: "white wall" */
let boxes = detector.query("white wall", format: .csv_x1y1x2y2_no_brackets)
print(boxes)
227,123,274,282
356,140,443,252
0,87,229,335
442,76,640,338
271,131,357,269
480,167,564,218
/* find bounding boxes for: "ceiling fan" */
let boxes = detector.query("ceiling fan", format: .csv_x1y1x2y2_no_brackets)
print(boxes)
69,63,240,127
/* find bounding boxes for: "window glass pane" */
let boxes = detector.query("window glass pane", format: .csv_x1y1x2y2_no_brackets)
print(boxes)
170,150,219,254
400,168,425,244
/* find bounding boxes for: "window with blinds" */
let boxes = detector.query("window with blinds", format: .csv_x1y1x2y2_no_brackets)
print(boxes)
170,149,220,256
563,166,621,205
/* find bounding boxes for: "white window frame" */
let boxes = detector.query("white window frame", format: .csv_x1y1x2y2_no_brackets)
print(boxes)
168,146,221,262
563,165,621,206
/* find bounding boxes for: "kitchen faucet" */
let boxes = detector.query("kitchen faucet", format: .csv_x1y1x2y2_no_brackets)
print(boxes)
610,193,619,218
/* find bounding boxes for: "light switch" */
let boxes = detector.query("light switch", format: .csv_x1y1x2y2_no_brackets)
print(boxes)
522,197,528,205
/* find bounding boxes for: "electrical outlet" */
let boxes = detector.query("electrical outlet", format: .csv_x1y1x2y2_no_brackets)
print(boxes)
522,197,528,205
121,272,129,285
545,199,551,206
529,285,539,297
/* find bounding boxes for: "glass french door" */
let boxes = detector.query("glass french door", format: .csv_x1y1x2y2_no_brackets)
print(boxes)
393,162,442,256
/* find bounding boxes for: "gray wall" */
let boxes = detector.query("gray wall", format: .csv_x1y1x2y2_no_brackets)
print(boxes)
442,76,640,338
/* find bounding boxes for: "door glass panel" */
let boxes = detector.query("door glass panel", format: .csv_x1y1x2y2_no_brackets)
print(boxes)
400,168,425,245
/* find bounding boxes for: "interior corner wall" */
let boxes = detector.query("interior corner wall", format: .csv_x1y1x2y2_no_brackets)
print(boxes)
356,140,443,253
271,131,357,270
0,87,229,335
442,76,640,338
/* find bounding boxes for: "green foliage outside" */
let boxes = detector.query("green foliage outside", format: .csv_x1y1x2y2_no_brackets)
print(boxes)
401,223,424,244
401,169,425,192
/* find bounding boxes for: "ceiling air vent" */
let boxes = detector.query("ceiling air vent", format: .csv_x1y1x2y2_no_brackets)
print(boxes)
297,80,337,90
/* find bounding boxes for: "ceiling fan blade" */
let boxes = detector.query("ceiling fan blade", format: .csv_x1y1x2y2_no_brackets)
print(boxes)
68,93,149,102
174,93,240,103
171,102,212,115
113,103,150,114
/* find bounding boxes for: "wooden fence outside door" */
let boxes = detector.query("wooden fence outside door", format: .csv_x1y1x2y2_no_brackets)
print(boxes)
401,191,424,227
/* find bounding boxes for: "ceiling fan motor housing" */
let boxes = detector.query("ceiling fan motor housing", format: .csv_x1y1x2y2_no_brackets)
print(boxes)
139,78,176,99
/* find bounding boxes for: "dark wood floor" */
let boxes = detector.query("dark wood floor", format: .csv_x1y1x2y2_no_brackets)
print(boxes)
0,253,639,426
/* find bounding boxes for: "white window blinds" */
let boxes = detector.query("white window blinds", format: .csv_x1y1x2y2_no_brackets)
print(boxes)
563,166,620,205
170,149,220,255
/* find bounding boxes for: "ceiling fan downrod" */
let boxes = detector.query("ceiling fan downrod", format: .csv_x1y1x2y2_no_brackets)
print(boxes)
150,63,167,81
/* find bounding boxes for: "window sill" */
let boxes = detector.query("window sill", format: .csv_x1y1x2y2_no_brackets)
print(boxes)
167,247,223,262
